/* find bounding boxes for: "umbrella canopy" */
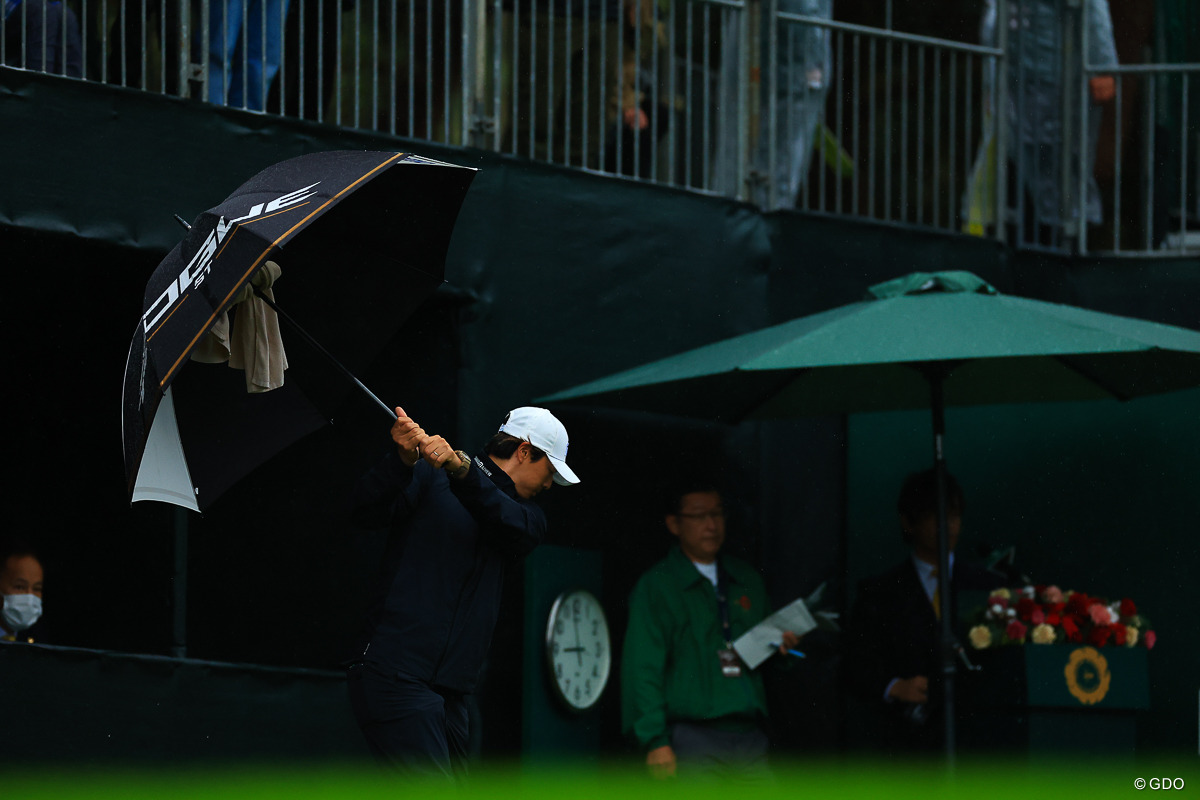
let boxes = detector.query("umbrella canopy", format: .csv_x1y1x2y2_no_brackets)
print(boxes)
539,270,1200,760
540,271,1200,418
122,150,477,512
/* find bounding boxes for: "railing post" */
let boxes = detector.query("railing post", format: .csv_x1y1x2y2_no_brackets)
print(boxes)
1076,0,1090,254
178,0,193,98
199,0,211,103
462,0,478,148
764,0,778,210
736,0,751,201
994,0,1008,245
1056,0,1076,246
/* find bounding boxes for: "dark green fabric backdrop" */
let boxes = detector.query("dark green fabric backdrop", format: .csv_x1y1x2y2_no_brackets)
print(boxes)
1,67,1196,761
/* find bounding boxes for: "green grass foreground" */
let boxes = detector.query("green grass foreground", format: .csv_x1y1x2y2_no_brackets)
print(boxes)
1,757,1195,799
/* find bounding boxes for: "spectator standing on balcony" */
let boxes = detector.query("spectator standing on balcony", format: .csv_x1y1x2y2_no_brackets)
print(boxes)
603,0,672,179
965,0,1118,244
714,0,832,209
3,0,82,77
206,0,290,111
754,0,832,210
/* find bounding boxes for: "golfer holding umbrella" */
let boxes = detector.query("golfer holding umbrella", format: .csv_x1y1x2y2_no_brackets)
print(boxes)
347,405,580,779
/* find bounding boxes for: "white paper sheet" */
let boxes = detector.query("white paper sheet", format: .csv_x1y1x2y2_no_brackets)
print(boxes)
732,597,818,670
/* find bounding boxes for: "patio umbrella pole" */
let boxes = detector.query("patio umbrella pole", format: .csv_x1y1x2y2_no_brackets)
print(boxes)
251,286,398,421
928,368,958,766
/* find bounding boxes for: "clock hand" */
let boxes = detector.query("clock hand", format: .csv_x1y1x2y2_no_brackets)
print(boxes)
572,615,583,666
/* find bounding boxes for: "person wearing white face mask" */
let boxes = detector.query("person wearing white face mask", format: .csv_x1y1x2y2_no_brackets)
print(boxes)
0,542,45,643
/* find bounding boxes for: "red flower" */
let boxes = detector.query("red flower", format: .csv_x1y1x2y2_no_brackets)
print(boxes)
1066,593,1092,615
738,595,752,611
1144,630,1156,650
1061,616,1081,642
1089,603,1113,626
1112,625,1127,646
1016,598,1038,621
1044,611,1061,626
1119,598,1137,617
1030,608,1046,625
1089,626,1113,647
1005,619,1028,642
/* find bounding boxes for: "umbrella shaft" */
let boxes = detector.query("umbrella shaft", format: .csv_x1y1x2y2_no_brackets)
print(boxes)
252,287,397,421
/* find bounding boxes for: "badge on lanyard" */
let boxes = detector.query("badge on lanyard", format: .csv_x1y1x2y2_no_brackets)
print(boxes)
715,568,742,677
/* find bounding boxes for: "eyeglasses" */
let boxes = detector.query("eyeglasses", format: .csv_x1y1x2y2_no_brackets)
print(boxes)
675,510,725,522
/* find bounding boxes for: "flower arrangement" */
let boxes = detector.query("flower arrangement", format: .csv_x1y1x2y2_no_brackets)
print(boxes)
967,585,1156,650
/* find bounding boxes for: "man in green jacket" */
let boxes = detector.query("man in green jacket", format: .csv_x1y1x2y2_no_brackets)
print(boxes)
621,481,799,780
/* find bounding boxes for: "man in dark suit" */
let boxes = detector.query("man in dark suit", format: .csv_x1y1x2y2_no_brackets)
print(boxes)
845,468,1000,753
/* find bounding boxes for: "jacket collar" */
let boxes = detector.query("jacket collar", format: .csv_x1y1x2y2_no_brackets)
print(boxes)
667,545,734,590
472,450,520,500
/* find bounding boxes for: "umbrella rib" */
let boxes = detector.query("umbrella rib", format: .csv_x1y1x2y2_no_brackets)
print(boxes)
237,202,315,229
1054,354,1135,402
147,294,190,342
159,152,405,389
729,368,810,423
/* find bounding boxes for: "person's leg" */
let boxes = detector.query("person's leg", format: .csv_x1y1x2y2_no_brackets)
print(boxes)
240,0,263,109
670,721,773,783
208,0,244,104
240,0,288,111
442,691,472,781
347,663,455,779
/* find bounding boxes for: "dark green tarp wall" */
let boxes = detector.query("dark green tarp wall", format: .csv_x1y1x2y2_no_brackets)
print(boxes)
2,67,1196,761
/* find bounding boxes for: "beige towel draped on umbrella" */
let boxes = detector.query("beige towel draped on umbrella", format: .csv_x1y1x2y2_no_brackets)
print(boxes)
191,261,288,392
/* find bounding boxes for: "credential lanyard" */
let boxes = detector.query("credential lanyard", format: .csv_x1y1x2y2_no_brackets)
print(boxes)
715,567,733,649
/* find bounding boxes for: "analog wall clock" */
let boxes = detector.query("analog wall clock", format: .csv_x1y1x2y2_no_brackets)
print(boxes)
545,589,611,712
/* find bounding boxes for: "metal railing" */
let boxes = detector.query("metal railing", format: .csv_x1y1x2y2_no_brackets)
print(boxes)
762,8,1003,234
1087,63,1200,255
3,0,1196,256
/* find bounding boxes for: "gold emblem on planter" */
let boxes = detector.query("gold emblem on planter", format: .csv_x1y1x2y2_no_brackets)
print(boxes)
1064,646,1111,705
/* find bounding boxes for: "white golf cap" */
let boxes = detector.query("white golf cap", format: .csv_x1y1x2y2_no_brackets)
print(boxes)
498,407,580,486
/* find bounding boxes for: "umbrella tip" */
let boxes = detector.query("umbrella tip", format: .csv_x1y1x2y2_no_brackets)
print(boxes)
173,214,192,231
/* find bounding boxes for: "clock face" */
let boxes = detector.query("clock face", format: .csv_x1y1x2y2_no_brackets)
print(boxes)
545,589,611,712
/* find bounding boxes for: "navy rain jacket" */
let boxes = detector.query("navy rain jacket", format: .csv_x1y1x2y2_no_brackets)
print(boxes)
351,450,545,693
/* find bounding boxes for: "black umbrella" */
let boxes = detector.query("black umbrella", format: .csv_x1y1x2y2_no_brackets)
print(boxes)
122,150,477,513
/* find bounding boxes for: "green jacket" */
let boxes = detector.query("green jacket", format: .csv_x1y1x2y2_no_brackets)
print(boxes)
620,546,771,751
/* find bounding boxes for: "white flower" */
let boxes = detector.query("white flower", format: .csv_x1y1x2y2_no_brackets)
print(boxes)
989,603,1006,618
1006,608,1017,618
1020,586,1036,598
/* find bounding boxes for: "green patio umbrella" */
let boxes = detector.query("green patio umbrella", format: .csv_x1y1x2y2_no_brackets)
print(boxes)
540,270,1200,760
542,271,1200,419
